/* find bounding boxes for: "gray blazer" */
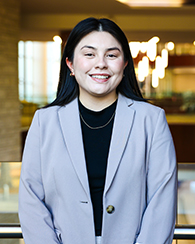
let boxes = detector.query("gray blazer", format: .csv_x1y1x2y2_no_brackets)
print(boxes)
19,93,177,244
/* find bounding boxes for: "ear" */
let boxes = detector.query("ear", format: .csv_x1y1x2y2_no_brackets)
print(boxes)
124,61,128,68
66,57,74,73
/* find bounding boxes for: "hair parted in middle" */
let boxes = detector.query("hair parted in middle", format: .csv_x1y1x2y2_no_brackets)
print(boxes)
46,17,145,108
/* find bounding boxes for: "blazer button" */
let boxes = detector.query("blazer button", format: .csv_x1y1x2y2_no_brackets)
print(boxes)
106,205,115,214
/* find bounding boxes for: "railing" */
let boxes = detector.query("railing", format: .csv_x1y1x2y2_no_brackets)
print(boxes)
174,225,195,239
1,224,195,239
0,224,22,239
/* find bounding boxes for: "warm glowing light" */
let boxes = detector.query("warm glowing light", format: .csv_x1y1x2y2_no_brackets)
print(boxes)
146,36,159,61
129,34,171,88
129,42,140,58
155,56,165,79
140,42,148,53
137,60,145,82
152,69,159,88
149,36,160,44
161,49,168,68
166,42,175,51
155,56,161,69
159,67,165,79
116,0,184,7
137,56,149,82
193,41,195,46
147,42,157,62
117,0,128,2
53,35,62,44
142,56,149,77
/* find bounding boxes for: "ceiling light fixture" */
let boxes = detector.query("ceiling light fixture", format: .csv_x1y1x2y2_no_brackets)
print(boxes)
116,0,184,7
166,42,175,51
53,35,62,44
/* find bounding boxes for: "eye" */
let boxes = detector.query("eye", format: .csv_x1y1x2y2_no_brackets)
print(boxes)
84,53,95,57
107,53,117,58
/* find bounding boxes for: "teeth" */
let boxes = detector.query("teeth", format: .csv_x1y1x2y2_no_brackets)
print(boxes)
91,75,109,79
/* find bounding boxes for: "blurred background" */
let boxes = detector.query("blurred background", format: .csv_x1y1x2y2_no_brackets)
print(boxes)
0,0,195,243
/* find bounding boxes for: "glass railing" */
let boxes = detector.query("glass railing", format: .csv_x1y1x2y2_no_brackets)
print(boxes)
175,163,195,244
0,162,23,243
1,162,195,244
178,163,195,226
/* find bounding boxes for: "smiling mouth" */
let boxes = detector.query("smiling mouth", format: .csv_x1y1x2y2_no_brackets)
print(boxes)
90,74,110,79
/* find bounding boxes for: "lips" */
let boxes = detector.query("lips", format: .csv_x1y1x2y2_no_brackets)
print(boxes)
89,74,111,80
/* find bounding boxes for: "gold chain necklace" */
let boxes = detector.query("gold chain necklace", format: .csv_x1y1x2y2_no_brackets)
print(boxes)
79,111,116,130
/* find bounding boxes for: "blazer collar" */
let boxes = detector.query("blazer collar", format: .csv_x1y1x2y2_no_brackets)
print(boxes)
58,98,91,197
104,94,135,194
57,94,135,197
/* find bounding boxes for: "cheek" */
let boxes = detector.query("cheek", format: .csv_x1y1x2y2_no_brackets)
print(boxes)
74,58,92,73
112,60,126,74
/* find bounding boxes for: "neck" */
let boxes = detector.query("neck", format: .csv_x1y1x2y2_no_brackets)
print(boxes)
79,93,118,111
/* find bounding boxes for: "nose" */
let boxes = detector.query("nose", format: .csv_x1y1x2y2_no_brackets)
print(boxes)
95,56,108,69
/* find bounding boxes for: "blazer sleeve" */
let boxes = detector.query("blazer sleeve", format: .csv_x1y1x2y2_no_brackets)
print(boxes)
135,109,177,244
19,110,61,244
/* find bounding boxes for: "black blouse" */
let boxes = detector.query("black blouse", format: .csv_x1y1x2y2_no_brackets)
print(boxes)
79,100,117,236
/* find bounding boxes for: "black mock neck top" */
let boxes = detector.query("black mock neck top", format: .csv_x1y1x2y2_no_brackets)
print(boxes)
79,100,117,236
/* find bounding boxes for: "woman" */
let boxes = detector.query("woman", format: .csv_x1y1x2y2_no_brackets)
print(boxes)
19,17,177,244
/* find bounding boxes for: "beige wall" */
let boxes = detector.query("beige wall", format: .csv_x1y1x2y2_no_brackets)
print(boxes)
154,68,195,95
0,0,21,161
172,72,195,93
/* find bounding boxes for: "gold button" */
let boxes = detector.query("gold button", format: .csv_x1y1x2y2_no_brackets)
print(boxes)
106,205,115,214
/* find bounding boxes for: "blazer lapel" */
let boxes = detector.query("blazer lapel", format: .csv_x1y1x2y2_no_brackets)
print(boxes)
57,95,135,197
104,94,135,194
57,98,90,197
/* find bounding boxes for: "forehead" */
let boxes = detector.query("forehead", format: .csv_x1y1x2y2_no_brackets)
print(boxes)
75,31,122,51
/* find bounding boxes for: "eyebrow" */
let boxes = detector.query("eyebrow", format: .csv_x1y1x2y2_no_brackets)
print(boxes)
81,45,96,50
81,45,121,52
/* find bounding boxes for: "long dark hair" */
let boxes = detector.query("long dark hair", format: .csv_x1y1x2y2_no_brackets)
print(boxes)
46,17,145,107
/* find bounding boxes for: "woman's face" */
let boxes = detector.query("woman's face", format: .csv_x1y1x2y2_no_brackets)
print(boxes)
66,31,127,106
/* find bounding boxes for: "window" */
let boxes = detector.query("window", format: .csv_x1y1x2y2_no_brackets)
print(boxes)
18,41,61,106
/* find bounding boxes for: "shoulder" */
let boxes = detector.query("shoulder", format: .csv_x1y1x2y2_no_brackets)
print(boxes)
119,94,163,117
120,95,172,140
118,94,168,131
37,98,78,118
132,100,167,127
28,106,61,130
132,100,163,115
31,106,60,123
31,98,79,127
37,105,61,117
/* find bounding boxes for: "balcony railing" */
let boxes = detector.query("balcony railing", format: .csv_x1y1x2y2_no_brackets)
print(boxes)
1,224,195,240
